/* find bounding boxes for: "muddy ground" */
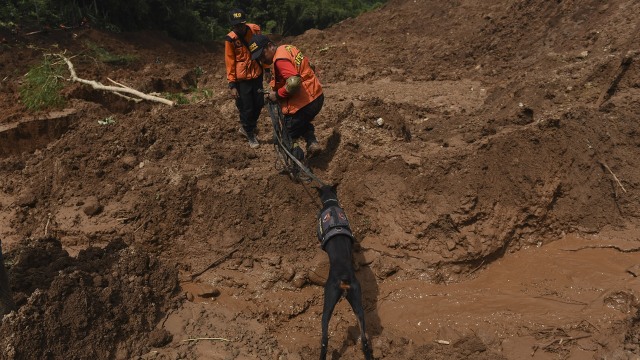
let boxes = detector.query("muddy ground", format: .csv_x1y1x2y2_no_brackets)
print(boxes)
1,0,639,359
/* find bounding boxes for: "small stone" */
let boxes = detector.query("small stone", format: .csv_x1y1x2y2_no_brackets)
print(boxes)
16,191,37,207
242,258,254,268
292,273,307,289
284,267,296,282
197,285,221,298
120,155,137,169
626,264,640,277
148,329,173,348
307,253,329,286
83,196,103,216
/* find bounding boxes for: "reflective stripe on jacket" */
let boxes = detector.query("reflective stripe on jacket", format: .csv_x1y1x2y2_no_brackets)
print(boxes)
225,24,263,83
273,45,322,115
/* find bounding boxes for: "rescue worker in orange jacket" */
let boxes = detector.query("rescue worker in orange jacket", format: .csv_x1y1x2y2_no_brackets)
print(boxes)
248,34,323,157
224,8,267,149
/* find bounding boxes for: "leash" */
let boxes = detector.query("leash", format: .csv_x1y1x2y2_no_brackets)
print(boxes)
265,99,329,187
300,179,323,207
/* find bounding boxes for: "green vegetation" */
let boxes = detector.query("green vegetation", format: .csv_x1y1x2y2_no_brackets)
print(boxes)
163,88,213,105
11,0,384,111
245,0,385,35
163,92,190,105
191,88,213,102
85,41,138,65
1,0,386,41
193,66,204,88
19,54,213,111
19,55,66,111
98,116,116,125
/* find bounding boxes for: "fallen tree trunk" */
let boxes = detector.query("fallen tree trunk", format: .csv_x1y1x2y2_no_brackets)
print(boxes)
56,54,175,106
0,240,15,316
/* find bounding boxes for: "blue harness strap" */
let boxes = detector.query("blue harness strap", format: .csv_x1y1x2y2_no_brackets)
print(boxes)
317,205,355,250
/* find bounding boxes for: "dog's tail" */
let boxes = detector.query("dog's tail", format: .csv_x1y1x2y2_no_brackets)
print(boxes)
339,279,351,291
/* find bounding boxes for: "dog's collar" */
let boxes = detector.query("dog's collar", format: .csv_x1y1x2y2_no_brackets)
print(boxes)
322,198,339,205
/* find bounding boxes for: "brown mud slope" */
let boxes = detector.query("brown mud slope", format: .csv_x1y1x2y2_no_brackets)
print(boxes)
1,0,640,359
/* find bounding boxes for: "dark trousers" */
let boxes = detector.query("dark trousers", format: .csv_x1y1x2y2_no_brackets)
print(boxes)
284,93,324,143
235,76,264,136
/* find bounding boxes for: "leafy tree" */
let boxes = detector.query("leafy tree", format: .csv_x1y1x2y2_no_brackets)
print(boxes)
0,0,386,41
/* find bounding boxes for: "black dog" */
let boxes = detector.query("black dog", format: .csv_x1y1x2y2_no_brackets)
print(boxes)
316,185,372,360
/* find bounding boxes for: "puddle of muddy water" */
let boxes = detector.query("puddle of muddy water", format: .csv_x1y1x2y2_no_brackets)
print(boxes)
373,234,640,358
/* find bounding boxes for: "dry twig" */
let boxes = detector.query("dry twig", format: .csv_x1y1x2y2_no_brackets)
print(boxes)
469,260,485,275
134,221,145,233
190,241,243,279
44,217,50,236
182,337,230,342
531,335,591,356
599,161,627,193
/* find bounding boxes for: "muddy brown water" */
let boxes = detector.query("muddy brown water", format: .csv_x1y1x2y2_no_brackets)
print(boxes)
1,0,640,357
373,234,639,357
163,233,639,359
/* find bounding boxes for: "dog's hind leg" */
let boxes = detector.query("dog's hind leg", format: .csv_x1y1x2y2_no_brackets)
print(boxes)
345,279,373,360
320,280,343,360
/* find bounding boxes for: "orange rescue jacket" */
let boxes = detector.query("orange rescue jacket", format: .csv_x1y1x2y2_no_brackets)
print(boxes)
225,24,263,85
273,45,322,115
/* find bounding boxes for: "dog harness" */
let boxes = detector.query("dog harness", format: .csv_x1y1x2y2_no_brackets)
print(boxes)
317,205,355,250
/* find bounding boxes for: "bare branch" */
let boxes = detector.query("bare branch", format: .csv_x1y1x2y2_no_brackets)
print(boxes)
56,53,174,106
599,161,627,193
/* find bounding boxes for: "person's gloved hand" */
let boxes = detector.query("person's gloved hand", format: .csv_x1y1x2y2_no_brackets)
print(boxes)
267,90,277,102
230,87,239,99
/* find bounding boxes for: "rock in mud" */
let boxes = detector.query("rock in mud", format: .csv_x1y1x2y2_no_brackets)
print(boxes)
83,196,103,216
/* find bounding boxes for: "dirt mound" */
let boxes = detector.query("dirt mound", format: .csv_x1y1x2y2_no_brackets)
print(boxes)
0,237,179,359
1,0,639,358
